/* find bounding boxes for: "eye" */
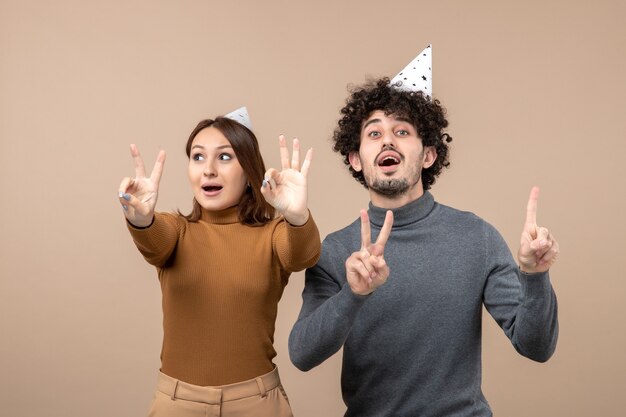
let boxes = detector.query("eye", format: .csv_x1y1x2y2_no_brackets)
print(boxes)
396,129,410,136
368,131,381,138
218,153,233,161
191,153,205,161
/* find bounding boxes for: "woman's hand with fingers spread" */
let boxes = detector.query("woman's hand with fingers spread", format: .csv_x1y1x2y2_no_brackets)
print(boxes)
261,135,313,226
118,144,166,227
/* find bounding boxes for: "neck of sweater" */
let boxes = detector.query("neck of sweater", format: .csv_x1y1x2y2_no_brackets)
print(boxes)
200,205,240,224
368,191,435,228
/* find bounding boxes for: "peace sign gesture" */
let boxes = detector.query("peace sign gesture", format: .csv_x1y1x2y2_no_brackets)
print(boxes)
261,135,313,226
117,144,166,227
517,187,560,273
345,209,394,296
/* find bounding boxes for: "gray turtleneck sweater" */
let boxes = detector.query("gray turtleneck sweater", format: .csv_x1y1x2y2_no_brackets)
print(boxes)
289,192,558,417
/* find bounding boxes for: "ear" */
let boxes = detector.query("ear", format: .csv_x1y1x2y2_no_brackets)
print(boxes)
422,146,437,169
348,152,362,172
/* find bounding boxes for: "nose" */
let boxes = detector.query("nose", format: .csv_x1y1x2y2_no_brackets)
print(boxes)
381,130,396,147
203,160,217,177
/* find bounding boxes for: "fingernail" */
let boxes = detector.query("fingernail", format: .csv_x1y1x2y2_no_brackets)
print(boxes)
123,193,131,201
118,191,124,198
262,179,268,188
122,205,128,211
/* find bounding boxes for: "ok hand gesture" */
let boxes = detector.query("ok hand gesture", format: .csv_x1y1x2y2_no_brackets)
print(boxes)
118,144,166,227
261,135,313,226
517,187,560,273
346,210,394,296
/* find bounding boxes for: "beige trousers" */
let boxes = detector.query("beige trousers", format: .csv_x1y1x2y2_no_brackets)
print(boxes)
147,367,293,417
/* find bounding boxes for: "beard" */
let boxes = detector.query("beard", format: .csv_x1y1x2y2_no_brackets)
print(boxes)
365,149,424,198
369,178,411,197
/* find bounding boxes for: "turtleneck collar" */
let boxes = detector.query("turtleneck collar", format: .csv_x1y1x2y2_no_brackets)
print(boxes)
368,191,436,228
200,205,240,225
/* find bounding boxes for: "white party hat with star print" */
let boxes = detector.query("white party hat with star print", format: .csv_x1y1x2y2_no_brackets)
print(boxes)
389,45,432,97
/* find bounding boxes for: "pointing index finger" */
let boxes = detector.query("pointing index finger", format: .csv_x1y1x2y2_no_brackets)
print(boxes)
360,209,371,249
526,186,539,226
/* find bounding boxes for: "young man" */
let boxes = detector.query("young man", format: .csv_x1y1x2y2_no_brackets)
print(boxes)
288,48,559,417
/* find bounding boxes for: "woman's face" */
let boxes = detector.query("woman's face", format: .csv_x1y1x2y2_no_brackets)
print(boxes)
187,126,247,212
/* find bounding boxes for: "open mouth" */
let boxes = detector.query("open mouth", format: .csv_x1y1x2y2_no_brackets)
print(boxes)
202,185,223,193
376,151,402,168
378,156,400,167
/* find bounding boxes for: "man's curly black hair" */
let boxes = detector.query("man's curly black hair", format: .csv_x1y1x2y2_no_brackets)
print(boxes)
333,77,452,191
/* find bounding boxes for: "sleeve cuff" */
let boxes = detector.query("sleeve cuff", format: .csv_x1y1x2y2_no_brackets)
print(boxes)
126,216,155,230
519,269,552,298
338,282,370,307
284,209,313,228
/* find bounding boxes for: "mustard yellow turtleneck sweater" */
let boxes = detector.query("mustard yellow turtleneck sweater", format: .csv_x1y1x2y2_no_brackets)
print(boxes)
127,206,320,386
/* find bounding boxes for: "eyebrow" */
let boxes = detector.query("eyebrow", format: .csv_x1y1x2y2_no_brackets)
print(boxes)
362,117,414,130
191,144,233,150
395,117,414,125
362,118,382,130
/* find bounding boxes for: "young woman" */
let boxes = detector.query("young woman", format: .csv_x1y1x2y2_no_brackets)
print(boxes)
117,113,320,417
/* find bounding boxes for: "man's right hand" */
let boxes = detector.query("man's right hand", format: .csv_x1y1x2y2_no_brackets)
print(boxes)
345,209,393,296
117,144,165,227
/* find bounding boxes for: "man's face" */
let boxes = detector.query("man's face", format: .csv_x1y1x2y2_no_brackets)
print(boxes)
349,110,436,202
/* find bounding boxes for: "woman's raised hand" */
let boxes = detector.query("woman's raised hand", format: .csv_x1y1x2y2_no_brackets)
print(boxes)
261,135,312,226
118,144,166,227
